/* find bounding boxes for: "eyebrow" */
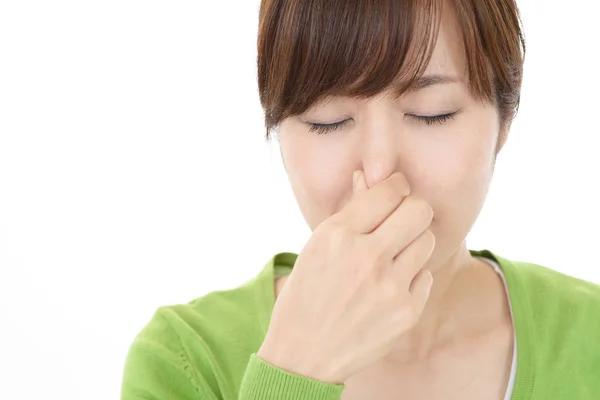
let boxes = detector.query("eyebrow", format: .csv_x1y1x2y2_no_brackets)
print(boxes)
402,74,459,92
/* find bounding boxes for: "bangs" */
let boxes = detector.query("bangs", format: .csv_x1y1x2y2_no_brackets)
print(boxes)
257,0,523,137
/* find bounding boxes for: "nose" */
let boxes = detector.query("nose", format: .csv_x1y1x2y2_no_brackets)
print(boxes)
359,115,400,189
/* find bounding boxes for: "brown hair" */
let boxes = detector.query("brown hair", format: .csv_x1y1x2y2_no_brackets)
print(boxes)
256,0,526,141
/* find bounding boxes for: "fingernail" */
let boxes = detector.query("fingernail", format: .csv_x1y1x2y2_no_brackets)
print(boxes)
353,170,359,190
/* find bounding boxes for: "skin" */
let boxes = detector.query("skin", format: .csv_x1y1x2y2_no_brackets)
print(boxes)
272,3,515,399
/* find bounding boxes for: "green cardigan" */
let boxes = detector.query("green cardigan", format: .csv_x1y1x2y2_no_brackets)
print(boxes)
121,249,600,399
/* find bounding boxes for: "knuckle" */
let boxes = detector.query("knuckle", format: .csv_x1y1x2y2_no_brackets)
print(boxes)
380,218,404,244
407,230,435,263
394,303,417,327
380,175,412,209
380,184,402,208
366,234,392,263
363,253,382,273
391,172,411,196
379,280,401,299
326,222,352,248
359,242,384,269
372,245,390,266
408,196,434,225
424,229,436,248
419,229,436,249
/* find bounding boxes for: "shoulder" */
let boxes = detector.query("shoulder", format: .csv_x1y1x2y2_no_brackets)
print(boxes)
154,274,271,356
501,255,600,317
475,249,600,344
510,258,600,350
490,250,600,333
475,249,600,314
485,250,600,395
122,256,278,399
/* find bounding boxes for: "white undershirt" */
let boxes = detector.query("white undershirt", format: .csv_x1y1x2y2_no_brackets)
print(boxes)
477,256,517,400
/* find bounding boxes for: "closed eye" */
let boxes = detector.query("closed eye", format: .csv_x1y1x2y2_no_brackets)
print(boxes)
407,112,457,125
307,111,457,135
307,119,350,135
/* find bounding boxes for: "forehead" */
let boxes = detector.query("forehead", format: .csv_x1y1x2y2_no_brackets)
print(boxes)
424,4,467,82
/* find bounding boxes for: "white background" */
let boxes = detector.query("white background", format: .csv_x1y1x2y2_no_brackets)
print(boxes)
0,0,598,399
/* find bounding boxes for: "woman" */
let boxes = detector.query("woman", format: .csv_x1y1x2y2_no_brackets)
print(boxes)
121,0,600,399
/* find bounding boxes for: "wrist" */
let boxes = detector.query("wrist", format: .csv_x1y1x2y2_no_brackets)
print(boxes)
256,344,341,384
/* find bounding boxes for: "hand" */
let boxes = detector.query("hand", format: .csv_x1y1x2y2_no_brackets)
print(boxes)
257,170,435,384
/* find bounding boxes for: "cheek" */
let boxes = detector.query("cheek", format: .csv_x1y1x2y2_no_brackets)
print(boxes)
420,116,498,243
281,134,355,229
424,107,498,198
409,132,494,205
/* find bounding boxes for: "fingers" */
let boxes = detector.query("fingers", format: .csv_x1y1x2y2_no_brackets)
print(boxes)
352,169,368,194
340,170,411,234
386,228,436,287
371,196,434,259
408,268,434,318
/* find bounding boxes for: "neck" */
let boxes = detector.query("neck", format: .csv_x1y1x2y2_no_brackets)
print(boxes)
383,243,497,363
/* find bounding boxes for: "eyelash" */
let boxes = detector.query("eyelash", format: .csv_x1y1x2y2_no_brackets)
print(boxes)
307,112,457,135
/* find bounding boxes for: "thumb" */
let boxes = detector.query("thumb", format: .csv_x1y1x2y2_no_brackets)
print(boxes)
352,169,368,195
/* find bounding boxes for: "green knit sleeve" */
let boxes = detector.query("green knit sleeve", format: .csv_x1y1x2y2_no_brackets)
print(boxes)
239,353,344,400
121,309,344,399
120,311,219,400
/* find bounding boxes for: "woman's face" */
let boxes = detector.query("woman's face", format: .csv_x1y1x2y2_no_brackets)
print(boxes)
278,9,504,271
